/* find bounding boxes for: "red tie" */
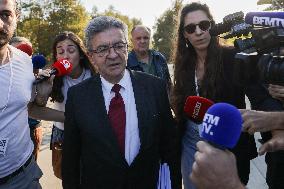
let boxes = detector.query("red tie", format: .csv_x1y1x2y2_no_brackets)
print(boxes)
108,84,126,154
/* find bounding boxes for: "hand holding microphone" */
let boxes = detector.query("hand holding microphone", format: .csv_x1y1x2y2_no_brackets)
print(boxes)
34,58,72,84
190,102,244,189
34,59,72,106
190,141,244,189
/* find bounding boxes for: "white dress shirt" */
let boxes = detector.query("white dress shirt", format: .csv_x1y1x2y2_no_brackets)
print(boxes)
100,70,140,165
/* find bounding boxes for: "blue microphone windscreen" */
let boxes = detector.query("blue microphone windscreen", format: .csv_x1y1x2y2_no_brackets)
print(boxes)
200,103,242,149
32,54,46,69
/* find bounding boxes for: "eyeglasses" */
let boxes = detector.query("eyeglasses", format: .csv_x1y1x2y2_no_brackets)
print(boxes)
184,20,211,34
90,42,128,57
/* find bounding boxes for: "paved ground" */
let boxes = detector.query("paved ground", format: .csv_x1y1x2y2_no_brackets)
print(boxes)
38,125,269,189
37,98,269,188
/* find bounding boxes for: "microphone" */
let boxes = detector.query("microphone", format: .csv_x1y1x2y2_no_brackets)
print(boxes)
33,59,72,84
245,12,284,28
15,43,33,56
32,54,46,69
210,11,244,36
184,96,214,124
200,103,242,149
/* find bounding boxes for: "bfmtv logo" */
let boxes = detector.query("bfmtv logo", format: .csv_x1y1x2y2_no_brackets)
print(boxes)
253,16,284,28
60,59,71,70
201,113,220,136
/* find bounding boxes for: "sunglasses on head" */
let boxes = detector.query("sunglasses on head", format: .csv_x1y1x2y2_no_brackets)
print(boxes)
184,20,211,34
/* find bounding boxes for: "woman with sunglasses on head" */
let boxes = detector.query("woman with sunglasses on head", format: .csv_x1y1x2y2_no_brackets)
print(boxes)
171,2,284,189
30,31,96,179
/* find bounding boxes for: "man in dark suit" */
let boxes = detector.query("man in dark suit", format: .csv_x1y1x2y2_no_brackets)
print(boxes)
62,16,181,189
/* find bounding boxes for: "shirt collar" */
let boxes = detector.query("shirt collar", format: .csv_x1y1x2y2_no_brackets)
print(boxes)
100,69,131,94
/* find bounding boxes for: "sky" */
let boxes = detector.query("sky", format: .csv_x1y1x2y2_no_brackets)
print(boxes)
81,0,264,29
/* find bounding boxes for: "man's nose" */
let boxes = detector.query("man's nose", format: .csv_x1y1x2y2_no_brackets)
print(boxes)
141,38,147,43
107,47,118,59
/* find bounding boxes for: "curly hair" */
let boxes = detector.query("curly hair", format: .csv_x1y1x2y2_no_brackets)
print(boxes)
50,31,96,102
171,2,225,123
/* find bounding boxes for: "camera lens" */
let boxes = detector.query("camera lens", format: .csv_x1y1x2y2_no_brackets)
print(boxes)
258,55,284,85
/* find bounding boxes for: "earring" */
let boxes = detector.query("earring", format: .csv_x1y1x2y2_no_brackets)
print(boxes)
185,39,190,48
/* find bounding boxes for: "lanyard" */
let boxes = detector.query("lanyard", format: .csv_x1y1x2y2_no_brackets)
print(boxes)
194,69,200,96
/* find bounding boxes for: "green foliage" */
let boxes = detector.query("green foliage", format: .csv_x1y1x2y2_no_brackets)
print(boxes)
152,0,183,61
257,0,284,10
94,6,142,48
17,0,90,61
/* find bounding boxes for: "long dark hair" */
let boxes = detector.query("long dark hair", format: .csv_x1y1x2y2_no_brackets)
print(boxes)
50,31,96,102
171,2,225,123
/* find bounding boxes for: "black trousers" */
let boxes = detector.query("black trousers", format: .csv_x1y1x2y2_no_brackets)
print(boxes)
265,151,284,189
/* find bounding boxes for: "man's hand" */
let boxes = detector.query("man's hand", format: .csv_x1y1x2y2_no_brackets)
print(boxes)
240,109,284,134
190,141,244,189
268,84,284,103
259,130,284,155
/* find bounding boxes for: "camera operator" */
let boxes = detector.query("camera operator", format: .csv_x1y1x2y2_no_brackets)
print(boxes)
212,10,284,189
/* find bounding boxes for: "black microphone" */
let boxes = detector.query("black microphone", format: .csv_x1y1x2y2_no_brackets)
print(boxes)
32,54,46,70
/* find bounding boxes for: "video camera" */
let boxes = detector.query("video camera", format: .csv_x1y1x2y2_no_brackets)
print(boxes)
210,11,284,85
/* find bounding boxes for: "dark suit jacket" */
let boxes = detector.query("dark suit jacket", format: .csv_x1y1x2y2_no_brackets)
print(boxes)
62,70,181,189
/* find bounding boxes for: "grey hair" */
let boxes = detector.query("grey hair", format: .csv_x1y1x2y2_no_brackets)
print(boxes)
9,36,32,46
85,16,128,51
131,25,151,36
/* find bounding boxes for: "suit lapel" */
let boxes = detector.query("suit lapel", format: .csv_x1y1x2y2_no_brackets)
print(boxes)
89,74,128,166
129,70,151,151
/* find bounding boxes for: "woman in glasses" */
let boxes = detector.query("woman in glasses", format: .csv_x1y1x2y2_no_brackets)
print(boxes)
171,2,283,189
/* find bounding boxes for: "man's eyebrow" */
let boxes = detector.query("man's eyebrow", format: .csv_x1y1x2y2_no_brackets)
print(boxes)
0,10,13,14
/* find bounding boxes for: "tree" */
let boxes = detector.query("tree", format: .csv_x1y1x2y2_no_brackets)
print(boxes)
257,0,284,10
17,0,90,59
152,0,183,61
94,6,142,47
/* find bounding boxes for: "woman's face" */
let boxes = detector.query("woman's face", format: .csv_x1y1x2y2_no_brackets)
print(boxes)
55,39,81,76
183,10,211,51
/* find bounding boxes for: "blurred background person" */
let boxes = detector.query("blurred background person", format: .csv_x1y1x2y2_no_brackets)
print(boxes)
127,25,172,94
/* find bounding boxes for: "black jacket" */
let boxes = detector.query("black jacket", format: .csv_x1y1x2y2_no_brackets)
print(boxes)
62,70,181,189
